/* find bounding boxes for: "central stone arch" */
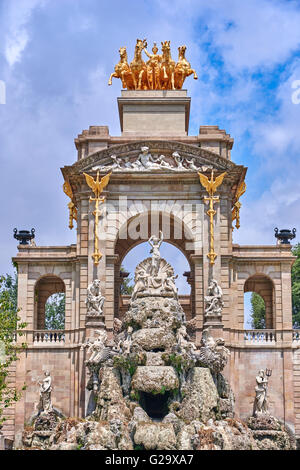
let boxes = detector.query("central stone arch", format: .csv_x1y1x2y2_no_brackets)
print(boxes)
108,210,196,321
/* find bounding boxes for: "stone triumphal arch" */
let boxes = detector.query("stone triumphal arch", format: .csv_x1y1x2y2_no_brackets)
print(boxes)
6,61,299,447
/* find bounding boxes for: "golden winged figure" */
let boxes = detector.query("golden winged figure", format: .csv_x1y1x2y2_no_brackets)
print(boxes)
63,180,77,229
198,170,227,196
63,180,73,199
232,180,246,230
83,171,112,198
235,180,246,201
83,170,112,266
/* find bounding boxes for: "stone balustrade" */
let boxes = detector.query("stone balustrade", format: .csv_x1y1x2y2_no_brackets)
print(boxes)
243,329,277,344
293,330,300,343
33,330,65,344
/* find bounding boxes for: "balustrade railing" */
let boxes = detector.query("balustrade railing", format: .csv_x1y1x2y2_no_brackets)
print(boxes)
16,328,86,346
33,330,65,344
293,330,300,343
243,329,276,344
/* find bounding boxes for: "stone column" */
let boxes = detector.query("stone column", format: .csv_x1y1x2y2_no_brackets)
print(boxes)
105,254,119,337
190,254,203,345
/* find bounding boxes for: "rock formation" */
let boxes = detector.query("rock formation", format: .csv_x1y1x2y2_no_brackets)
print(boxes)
22,238,296,450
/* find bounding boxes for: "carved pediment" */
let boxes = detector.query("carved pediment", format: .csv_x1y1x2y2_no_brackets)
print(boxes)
61,141,247,195
72,141,237,174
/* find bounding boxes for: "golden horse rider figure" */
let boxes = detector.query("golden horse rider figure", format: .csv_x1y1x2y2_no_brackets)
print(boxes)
108,39,197,90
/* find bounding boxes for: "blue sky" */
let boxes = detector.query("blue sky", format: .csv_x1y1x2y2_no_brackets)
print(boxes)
1,0,300,317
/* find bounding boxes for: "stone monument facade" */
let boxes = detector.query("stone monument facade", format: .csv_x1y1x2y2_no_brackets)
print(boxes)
4,41,298,446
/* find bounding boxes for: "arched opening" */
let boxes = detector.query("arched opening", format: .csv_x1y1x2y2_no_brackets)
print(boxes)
113,211,194,322
119,241,191,320
45,293,65,330
34,275,65,330
244,274,274,329
244,291,266,329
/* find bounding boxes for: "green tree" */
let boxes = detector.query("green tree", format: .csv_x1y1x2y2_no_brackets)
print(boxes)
250,292,266,329
292,243,300,327
120,266,133,295
0,270,26,425
45,293,65,330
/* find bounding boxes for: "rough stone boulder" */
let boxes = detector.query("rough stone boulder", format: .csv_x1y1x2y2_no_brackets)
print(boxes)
246,414,296,450
132,327,176,351
131,366,179,394
95,367,131,422
133,422,177,450
177,368,219,422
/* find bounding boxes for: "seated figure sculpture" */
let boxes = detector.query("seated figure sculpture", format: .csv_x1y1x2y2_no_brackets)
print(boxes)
86,279,105,318
204,279,224,318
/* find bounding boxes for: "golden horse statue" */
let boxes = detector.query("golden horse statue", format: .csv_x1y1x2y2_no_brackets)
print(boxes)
130,38,148,90
160,40,176,90
108,46,135,89
174,45,198,89
108,40,197,91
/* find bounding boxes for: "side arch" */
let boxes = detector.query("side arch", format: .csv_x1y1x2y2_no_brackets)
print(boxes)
244,273,275,329
34,275,66,329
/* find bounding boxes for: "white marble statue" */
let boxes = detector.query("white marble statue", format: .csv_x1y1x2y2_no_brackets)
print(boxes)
148,230,164,276
204,279,224,317
253,369,269,417
131,268,149,301
172,151,186,170
176,325,196,353
38,371,53,413
86,279,105,317
194,327,230,373
84,329,108,366
163,268,179,299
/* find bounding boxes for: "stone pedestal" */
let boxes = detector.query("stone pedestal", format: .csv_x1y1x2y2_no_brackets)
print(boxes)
118,90,190,136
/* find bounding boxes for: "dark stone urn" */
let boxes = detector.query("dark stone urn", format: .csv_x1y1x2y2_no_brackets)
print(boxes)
274,228,296,244
13,228,35,245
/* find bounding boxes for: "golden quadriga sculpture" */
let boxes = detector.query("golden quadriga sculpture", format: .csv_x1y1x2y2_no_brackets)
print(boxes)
108,39,197,90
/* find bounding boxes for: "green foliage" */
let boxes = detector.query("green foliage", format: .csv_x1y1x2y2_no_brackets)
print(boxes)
162,353,192,374
113,353,145,376
0,269,27,425
45,293,65,330
130,390,140,402
151,385,168,395
250,292,266,329
292,243,300,328
120,265,133,295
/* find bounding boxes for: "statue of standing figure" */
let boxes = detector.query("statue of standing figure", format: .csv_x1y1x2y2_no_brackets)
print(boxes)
38,371,53,413
253,369,271,417
148,230,163,276
204,279,224,317
86,279,105,317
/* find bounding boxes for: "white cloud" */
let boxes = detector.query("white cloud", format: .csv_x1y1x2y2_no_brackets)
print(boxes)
2,0,46,67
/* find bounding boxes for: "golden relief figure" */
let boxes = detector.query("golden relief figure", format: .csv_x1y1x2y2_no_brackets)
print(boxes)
108,39,197,90
63,181,77,230
83,171,111,266
232,180,246,230
198,170,227,265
